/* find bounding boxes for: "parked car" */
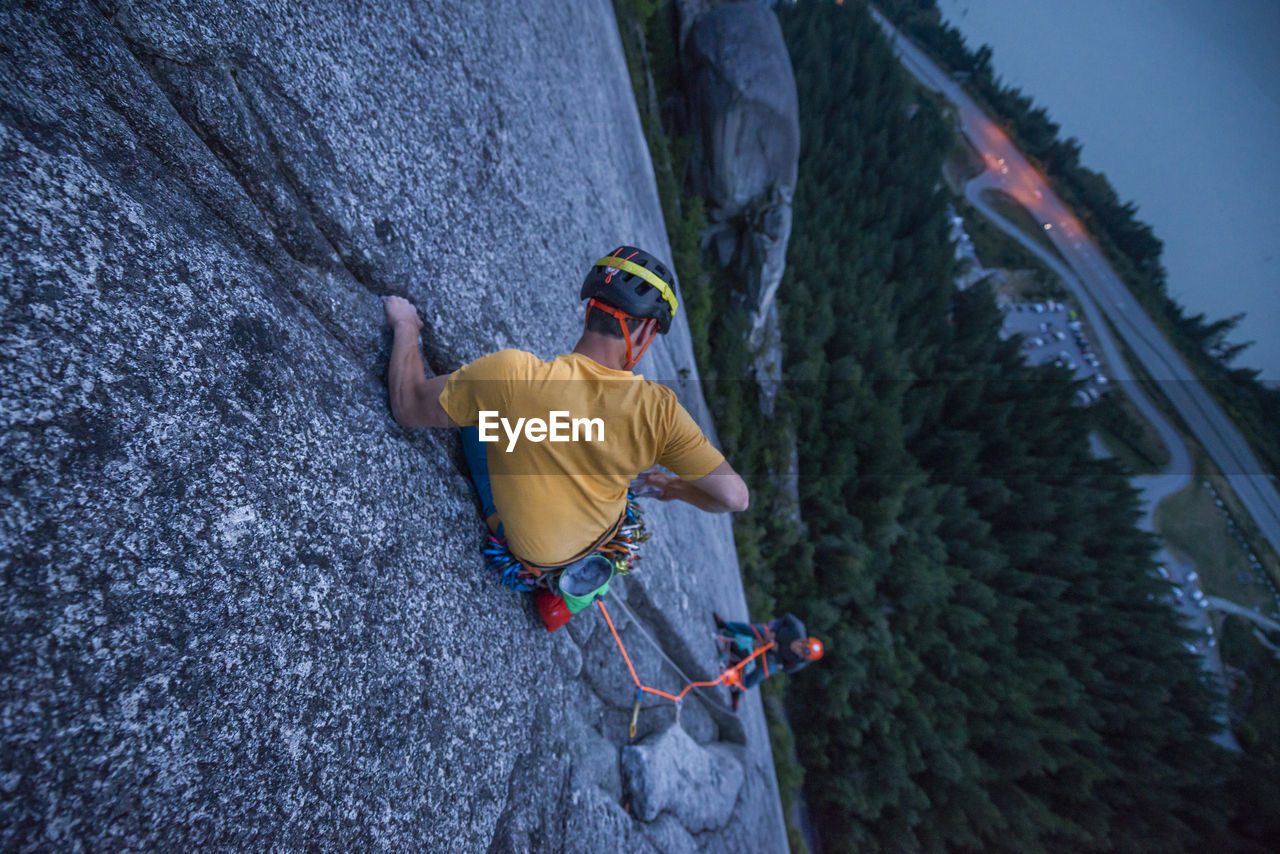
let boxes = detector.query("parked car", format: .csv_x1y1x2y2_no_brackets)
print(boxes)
1053,331,1067,341
1156,565,1170,579
1186,571,1199,583
1184,642,1197,653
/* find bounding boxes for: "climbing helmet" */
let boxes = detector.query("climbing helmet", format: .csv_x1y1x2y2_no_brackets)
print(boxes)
579,245,678,335
801,638,824,661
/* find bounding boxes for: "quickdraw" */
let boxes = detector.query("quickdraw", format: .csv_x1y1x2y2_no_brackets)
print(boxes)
484,495,649,592
629,689,642,740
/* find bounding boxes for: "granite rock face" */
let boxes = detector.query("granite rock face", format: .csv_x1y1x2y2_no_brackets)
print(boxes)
684,1,799,357
0,0,786,850
621,722,745,831
640,812,701,854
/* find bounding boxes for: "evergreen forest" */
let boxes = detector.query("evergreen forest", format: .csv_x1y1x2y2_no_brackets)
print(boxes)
701,2,1273,851
617,0,1279,850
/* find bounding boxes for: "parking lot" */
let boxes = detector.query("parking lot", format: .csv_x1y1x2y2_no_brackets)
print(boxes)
1001,301,1110,403
1157,561,1216,644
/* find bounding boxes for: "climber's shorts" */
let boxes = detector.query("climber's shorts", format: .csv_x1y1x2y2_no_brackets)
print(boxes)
460,426,504,538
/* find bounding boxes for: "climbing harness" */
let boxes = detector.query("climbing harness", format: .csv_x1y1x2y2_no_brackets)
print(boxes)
598,599,775,738
478,487,768,733
483,496,650,594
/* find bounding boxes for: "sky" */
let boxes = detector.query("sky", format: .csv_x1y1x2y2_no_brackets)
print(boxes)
936,0,1280,380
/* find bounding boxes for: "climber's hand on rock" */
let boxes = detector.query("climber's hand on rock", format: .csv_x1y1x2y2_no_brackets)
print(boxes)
382,295,423,333
634,468,678,501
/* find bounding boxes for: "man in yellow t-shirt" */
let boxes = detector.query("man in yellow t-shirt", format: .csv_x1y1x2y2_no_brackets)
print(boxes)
381,246,748,604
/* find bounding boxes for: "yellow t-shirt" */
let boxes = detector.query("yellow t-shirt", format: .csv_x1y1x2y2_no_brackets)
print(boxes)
438,350,725,565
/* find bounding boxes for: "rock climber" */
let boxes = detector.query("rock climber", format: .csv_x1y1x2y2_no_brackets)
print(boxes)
714,611,823,711
382,246,749,629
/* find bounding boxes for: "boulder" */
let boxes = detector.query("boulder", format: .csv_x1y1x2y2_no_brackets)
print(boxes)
621,723,744,832
684,2,799,350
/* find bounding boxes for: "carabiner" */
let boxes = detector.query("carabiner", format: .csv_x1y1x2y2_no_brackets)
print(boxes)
629,689,642,740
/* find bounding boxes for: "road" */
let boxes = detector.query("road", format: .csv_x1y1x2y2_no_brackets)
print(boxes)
1207,596,1280,634
871,10,1247,749
977,174,1191,523
872,9,1280,565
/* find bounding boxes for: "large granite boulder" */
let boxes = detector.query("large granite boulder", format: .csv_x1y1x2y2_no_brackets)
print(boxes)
0,0,786,850
621,723,745,831
684,1,799,356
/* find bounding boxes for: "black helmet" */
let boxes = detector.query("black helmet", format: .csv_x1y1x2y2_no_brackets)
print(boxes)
580,246,678,334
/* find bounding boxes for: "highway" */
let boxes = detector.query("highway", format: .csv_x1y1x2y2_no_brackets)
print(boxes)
957,155,1238,747
1206,597,1280,635
872,9,1280,563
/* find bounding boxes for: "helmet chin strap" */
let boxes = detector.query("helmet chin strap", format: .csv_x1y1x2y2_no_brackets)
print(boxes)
587,299,654,370
626,327,657,370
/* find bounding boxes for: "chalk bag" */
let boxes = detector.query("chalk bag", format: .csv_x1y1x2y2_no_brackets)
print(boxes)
557,554,616,614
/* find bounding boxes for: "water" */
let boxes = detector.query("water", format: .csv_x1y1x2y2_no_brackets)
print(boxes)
937,0,1280,380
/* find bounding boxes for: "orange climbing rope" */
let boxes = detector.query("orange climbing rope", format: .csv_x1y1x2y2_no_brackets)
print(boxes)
598,600,775,736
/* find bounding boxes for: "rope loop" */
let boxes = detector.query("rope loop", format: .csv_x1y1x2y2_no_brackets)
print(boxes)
598,600,774,714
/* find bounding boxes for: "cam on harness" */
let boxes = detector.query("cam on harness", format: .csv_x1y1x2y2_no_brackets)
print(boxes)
482,495,651,630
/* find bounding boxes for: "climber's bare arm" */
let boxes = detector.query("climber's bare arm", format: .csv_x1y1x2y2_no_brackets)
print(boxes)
383,296,457,429
637,460,749,513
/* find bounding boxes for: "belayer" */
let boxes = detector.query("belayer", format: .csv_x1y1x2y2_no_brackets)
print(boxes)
714,612,823,712
382,246,749,630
